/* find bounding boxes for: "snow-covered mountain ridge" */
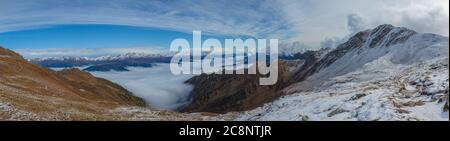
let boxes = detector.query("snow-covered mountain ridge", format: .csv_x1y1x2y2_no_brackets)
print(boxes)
230,56,448,121
287,24,448,93
223,24,449,121
29,52,173,62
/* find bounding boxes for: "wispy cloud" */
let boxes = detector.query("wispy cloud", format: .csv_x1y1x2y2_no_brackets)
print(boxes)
1,0,448,48
0,0,291,39
274,0,449,45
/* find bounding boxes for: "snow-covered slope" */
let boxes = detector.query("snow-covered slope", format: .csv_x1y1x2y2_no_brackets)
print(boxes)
287,24,448,93
227,24,449,121
232,57,448,121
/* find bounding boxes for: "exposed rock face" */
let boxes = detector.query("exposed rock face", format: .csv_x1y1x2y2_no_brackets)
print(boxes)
182,60,302,113
443,87,449,112
1,46,145,120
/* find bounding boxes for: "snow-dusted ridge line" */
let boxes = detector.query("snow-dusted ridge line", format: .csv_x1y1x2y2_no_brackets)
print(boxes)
28,52,174,62
226,24,449,121
232,56,449,121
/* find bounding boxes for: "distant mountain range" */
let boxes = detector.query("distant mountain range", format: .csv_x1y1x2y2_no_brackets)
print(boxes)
29,53,172,71
28,46,307,72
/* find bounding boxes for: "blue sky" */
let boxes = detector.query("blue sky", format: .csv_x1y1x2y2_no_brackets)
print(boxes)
0,25,233,58
0,24,250,50
0,0,448,58
0,24,196,49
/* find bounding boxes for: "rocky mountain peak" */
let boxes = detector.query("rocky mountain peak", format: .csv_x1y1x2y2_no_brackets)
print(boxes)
334,24,417,52
365,24,417,48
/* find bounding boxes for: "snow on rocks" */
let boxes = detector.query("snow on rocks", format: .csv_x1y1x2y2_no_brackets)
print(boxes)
109,107,219,121
0,101,47,121
231,57,449,121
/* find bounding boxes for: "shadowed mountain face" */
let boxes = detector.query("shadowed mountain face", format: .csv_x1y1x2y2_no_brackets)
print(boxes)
183,24,449,113
82,61,154,72
1,47,146,120
182,60,302,113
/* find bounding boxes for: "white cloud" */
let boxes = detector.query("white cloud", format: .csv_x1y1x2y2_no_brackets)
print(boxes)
91,64,194,110
1,0,448,48
347,14,367,34
273,0,449,47
0,0,290,39
320,13,366,49
376,0,449,35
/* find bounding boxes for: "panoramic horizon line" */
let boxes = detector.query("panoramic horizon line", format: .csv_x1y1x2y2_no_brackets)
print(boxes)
1,0,448,48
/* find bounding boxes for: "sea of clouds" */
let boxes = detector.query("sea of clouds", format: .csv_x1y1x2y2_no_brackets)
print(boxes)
91,63,194,110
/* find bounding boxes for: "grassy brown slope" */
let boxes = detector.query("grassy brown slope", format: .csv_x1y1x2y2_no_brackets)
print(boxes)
1,46,145,120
